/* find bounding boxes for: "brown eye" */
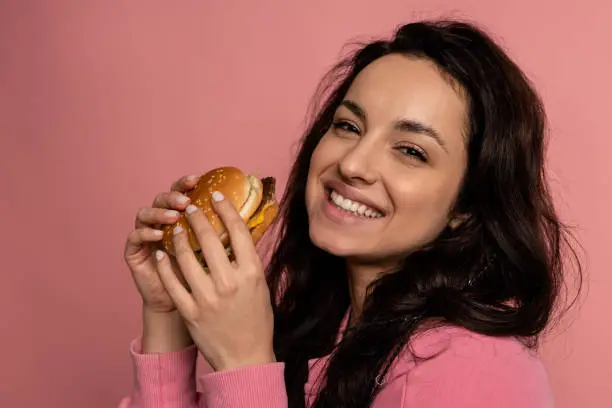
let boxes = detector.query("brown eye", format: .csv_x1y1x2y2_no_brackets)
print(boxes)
397,145,428,162
332,120,360,135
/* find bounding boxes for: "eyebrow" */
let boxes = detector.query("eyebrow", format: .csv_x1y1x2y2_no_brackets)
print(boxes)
339,99,447,152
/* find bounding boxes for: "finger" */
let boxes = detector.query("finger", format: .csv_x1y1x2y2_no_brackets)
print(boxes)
154,250,197,318
151,191,192,210
210,191,257,266
171,224,216,300
184,204,232,274
170,174,200,193
135,207,182,229
168,255,191,290
124,227,164,256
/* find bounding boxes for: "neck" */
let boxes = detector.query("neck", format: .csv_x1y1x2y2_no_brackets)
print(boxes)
346,270,369,327
346,259,396,327
346,260,398,327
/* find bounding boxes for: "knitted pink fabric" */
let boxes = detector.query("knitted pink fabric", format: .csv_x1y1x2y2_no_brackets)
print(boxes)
118,313,553,407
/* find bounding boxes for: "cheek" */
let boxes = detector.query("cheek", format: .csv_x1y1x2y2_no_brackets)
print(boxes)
306,135,339,192
309,134,337,168
305,138,329,210
399,186,451,214
391,180,459,235
305,175,317,215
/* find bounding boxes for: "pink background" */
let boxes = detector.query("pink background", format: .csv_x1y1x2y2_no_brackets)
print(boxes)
1,1,610,407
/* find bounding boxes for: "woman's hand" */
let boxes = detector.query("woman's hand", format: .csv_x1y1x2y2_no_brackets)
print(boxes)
154,190,276,372
124,174,199,313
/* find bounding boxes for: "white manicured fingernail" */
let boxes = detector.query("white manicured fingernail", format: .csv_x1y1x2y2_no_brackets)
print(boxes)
173,225,183,235
165,210,179,217
176,195,189,204
186,204,197,214
186,175,198,181
152,230,163,237
155,250,165,260
212,191,224,202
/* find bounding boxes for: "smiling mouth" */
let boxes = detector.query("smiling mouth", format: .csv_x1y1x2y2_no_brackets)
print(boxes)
326,188,384,218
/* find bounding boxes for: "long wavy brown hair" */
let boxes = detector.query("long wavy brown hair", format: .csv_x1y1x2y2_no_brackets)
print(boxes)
263,20,583,407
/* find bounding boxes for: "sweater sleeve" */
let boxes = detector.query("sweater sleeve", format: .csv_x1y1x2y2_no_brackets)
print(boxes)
198,362,288,407
117,337,206,408
398,330,554,408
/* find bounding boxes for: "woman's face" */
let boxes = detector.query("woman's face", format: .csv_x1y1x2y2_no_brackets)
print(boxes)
305,54,469,269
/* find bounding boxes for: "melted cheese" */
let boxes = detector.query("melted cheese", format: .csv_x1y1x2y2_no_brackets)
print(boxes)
247,203,269,229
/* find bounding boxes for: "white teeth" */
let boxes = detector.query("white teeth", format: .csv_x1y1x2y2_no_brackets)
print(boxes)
329,190,383,218
357,204,367,215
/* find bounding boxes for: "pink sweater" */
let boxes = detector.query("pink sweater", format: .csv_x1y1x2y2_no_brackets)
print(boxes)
118,311,554,407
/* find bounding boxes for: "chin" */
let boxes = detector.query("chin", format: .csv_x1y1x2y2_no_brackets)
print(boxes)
309,224,411,269
308,224,368,258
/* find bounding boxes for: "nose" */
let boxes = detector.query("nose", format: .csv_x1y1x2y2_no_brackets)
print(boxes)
337,140,378,185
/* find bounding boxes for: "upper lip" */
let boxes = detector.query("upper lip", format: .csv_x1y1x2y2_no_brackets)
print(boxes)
324,179,386,215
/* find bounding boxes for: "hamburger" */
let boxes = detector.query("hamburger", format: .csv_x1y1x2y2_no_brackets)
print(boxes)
161,166,278,267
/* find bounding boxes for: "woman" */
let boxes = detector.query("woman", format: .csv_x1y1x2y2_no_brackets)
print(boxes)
120,20,581,407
